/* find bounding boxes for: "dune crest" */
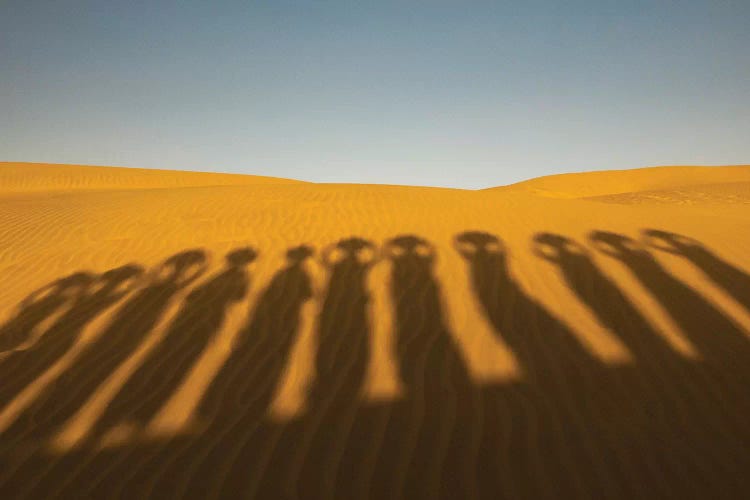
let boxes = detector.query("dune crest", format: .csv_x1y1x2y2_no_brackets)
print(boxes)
0,162,306,193
497,164,750,198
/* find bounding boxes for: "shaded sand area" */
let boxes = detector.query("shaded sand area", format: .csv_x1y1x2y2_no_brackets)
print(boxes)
1,161,750,499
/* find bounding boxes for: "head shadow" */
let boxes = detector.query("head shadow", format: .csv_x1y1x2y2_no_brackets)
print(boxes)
0,272,94,353
0,263,142,360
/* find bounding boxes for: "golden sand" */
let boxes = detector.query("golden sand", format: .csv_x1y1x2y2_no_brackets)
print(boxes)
0,161,749,498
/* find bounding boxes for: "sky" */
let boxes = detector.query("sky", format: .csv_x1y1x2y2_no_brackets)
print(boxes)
1,1,749,189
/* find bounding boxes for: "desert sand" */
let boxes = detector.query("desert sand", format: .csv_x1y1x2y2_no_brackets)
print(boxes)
0,161,749,498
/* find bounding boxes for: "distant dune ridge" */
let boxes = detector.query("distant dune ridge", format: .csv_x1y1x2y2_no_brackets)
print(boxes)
0,162,306,193
0,162,749,498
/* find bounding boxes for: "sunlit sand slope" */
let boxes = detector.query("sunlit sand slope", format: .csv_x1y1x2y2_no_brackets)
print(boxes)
0,162,304,193
0,162,749,499
498,164,750,198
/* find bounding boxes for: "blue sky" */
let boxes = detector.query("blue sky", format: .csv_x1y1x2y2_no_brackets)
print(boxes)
1,1,749,188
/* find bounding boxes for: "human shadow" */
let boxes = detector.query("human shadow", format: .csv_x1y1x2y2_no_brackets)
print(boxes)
533,232,745,481
0,265,142,415
589,230,750,469
643,228,750,313
456,230,627,498
284,237,376,499
199,245,312,421
85,248,256,442
456,231,603,385
0,272,93,353
533,232,683,367
0,250,205,448
132,245,317,499
310,237,374,407
366,234,479,499
589,231,750,369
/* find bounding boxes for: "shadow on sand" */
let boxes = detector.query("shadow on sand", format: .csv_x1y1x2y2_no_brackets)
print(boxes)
0,230,749,499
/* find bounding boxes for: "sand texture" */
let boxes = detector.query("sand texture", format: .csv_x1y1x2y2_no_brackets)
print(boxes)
1,162,749,499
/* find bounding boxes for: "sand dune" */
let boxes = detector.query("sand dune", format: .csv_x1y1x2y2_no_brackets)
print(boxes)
499,164,750,198
1,162,749,498
0,162,304,194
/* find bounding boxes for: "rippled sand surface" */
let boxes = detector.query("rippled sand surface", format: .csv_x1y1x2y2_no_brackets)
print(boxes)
1,162,749,499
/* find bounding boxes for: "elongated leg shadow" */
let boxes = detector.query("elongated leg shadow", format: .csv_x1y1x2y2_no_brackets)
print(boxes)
534,232,746,492
263,237,375,500
588,231,750,484
368,235,479,500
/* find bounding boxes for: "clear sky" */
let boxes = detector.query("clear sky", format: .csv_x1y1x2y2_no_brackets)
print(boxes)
2,1,749,189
